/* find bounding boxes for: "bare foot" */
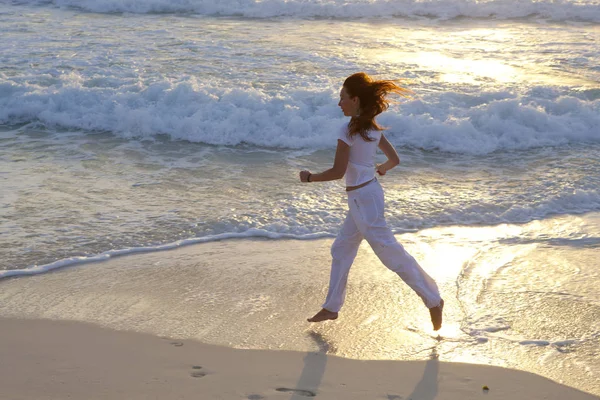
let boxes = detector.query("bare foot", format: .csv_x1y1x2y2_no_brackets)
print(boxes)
307,308,338,322
429,299,444,331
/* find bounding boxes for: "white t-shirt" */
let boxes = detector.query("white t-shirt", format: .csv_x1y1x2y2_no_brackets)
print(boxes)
338,125,382,187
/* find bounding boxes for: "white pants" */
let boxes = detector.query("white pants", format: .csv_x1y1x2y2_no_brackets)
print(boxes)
322,180,442,312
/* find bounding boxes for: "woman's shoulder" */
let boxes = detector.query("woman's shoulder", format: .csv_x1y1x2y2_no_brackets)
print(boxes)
337,123,353,145
362,129,382,143
369,129,383,139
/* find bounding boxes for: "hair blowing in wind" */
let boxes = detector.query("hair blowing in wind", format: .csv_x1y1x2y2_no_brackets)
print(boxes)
344,72,413,141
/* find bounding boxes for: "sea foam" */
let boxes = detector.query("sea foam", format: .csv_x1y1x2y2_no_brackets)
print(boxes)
1,75,599,154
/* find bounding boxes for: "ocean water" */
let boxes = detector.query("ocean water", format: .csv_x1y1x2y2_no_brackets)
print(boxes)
1,0,599,395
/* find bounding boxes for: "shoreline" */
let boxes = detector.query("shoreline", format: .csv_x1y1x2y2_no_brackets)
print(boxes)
1,316,598,400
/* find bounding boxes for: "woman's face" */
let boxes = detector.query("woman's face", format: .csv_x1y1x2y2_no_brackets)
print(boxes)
338,87,359,117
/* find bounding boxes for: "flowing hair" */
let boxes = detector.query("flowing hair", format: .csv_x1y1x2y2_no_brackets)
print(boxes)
343,72,413,141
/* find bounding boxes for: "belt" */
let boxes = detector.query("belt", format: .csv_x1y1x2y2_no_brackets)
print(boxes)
346,178,376,192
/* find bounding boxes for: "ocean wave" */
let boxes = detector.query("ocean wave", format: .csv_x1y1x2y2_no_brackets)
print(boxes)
1,74,599,154
8,0,600,22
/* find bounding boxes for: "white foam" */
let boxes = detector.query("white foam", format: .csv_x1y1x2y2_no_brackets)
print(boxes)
18,0,600,22
469,326,593,350
0,229,331,280
500,189,600,221
1,75,599,155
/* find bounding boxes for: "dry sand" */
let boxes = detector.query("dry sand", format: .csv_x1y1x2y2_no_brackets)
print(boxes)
1,317,598,400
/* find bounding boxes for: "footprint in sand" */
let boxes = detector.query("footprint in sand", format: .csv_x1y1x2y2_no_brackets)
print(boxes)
275,388,316,397
190,365,206,378
247,395,265,400
170,341,184,347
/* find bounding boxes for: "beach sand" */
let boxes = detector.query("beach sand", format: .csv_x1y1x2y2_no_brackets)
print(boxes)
1,214,599,398
1,316,598,400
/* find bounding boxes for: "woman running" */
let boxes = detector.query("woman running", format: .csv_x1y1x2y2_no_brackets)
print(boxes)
300,72,444,330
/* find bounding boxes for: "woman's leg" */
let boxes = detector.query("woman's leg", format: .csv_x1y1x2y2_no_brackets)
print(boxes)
320,211,364,313
309,211,363,322
349,182,443,320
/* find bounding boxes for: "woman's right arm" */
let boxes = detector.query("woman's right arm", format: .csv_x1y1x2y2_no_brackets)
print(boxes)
300,139,350,182
376,134,400,176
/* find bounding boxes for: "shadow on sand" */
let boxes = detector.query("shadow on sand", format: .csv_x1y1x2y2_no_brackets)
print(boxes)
402,348,440,400
282,331,330,399
287,331,440,399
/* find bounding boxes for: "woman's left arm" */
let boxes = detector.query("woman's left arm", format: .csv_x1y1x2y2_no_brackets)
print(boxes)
375,134,400,176
300,139,350,182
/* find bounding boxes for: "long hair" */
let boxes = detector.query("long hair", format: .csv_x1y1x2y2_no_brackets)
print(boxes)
343,72,412,141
